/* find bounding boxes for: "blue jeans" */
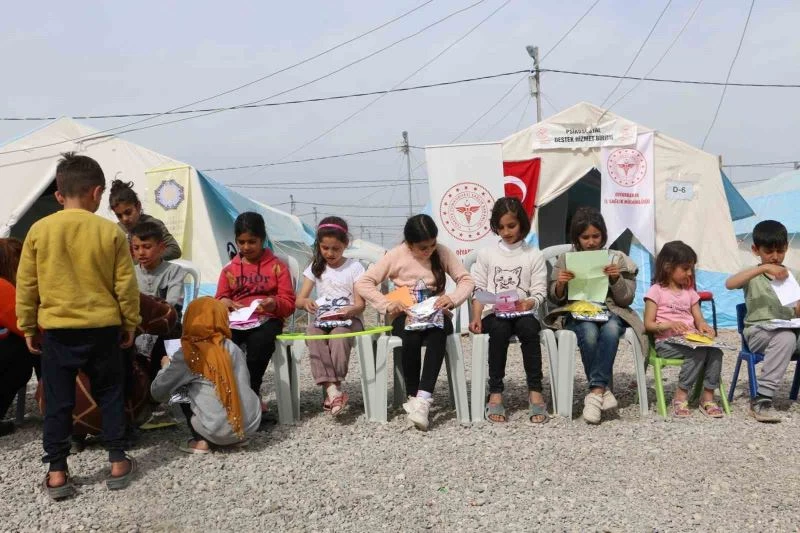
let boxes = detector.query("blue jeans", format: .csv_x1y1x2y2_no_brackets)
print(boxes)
565,314,626,389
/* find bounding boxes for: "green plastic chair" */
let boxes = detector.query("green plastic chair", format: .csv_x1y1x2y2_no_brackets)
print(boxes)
648,340,732,418
274,326,394,424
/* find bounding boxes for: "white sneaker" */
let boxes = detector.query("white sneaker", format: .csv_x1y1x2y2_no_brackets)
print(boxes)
583,393,603,424
406,396,432,431
601,390,618,411
402,396,416,414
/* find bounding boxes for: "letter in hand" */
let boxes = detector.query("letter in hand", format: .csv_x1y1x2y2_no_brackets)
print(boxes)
763,263,788,281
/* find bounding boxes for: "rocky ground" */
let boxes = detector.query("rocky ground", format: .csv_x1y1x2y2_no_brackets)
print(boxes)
2,329,800,532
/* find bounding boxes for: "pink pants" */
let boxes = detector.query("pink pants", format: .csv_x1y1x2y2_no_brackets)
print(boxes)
306,318,364,384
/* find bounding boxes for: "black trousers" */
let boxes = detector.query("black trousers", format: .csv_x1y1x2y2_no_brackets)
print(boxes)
231,319,283,394
41,327,126,471
0,334,33,416
391,315,454,396
482,314,543,394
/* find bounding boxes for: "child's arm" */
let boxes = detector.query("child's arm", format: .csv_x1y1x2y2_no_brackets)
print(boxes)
164,265,186,309
346,291,366,319
14,234,39,341
526,251,548,310
265,262,296,319
725,264,788,289
150,353,194,403
215,266,242,310
549,255,573,303
643,298,691,336
469,251,488,333
114,233,142,345
690,301,714,336
607,253,637,307
355,254,394,313
155,219,182,261
295,277,318,314
439,246,474,310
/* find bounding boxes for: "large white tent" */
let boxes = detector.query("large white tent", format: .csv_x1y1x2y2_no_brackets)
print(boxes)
502,101,741,274
0,118,314,294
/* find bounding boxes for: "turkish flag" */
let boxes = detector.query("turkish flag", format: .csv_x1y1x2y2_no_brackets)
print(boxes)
503,158,540,219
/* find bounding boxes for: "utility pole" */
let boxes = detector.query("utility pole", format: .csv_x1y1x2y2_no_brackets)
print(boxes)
380,232,384,247
526,45,542,122
289,194,295,215
360,225,365,239
401,131,413,217
313,207,318,225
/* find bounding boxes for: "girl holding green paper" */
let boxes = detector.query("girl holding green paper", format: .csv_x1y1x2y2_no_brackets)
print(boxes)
545,207,646,424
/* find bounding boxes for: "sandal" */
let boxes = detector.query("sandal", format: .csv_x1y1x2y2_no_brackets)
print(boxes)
106,455,137,490
179,439,212,454
484,401,507,424
528,402,549,425
43,471,76,501
330,392,349,416
671,399,691,418
699,401,724,418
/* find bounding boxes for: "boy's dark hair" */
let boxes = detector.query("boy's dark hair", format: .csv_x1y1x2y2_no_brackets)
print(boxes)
490,197,531,239
130,221,164,243
0,237,23,285
752,220,788,249
403,214,445,294
311,216,350,278
109,179,141,209
652,240,697,287
55,152,105,197
569,207,608,250
234,212,268,241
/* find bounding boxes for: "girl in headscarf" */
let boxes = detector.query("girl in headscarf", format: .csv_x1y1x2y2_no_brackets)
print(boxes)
151,297,261,453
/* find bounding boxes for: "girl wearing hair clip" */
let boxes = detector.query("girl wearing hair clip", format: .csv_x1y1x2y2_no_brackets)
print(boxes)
296,217,365,416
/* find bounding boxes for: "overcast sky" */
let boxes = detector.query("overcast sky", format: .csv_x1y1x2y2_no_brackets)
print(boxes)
1,0,798,244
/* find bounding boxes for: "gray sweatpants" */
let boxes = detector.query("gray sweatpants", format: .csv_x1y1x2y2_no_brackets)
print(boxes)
655,341,723,391
744,328,800,398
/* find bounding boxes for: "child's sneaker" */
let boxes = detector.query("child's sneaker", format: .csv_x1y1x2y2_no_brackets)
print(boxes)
750,397,781,423
583,393,603,424
405,396,432,431
601,390,618,411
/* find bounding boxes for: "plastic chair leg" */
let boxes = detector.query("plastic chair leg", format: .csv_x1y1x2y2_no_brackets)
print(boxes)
540,329,559,415
470,334,489,423
554,330,577,419
624,328,649,416
392,346,406,409
445,333,471,426
746,354,759,399
372,336,398,423
15,387,25,425
272,340,295,425
728,355,743,403
354,335,376,421
289,340,305,421
652,357,668,418
790,359,800,401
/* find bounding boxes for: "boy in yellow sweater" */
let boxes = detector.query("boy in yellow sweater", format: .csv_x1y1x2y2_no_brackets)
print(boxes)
16,153,140,499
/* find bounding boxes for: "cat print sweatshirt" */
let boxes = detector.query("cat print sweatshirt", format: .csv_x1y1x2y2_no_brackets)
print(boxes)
472,239,547,319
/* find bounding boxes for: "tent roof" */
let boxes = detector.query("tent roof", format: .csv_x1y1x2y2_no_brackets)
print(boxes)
733,168,800,234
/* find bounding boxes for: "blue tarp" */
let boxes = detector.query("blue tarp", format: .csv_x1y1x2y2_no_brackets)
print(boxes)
721,170,755,221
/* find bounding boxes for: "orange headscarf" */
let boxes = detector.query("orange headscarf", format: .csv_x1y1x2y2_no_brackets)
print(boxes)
180,297,244,438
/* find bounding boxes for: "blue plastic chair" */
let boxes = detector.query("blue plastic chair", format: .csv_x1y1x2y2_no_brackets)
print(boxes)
728,303,800,402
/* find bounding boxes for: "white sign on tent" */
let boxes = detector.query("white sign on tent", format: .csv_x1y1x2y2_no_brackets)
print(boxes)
600,132,655,254
530,117,637,150
425,143,504,258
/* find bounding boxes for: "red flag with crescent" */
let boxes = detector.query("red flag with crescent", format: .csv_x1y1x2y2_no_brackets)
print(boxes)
503,158,540,219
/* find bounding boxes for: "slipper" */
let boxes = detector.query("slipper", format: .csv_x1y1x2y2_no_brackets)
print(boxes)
43,471,76,501
179,439,211,454
106,455,137,490
484,401,507,424
671,399,691,418
330,392,349,417
699,401,724,418
528,402,550,425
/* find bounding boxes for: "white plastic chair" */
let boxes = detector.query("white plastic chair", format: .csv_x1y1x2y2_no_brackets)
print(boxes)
171,258,200,303
544,248,649,419
464,246,564,423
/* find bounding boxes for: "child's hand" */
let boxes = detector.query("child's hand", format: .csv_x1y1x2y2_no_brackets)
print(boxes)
469,319,482,334
386,301,407,315
668,321,691,334
434,295,454,310
603,264,621,282
220,298,243,311
303,299,318,314
25,334,42,355
160,356,170,368
120,330,134,349
698,323,715,337
516,299,535,312
339,306,359,318
762,263,788,281
556,270,575,286
259,298,277,313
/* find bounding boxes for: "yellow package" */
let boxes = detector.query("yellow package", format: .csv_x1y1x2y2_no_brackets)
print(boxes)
685,332,713,344
564,301,603,316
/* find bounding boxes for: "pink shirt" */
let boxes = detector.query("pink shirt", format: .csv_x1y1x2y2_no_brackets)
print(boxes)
644,284,700,341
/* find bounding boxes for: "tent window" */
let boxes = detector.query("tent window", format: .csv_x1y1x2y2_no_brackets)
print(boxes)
537,168,632,254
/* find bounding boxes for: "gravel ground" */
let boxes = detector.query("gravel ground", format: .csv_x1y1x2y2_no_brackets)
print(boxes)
2,329,800,532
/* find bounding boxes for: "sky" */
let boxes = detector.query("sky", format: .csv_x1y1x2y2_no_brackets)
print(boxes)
1,0,798,246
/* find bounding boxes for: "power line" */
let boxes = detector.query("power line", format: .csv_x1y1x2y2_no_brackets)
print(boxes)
230,178,427,187
229,182,426,190
540,68,800,88
200,146,397,171
0,1,486,156
262,0,508,169
539,0,602,63
293,201,426,209
723,160,799,168
598,0,674,115
701,0,755,149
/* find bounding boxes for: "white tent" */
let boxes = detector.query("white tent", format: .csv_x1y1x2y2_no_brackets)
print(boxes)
0,118,314,293
502,102,740,274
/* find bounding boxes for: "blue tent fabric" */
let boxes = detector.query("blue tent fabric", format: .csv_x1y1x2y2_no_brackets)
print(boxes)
722,170,755,221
